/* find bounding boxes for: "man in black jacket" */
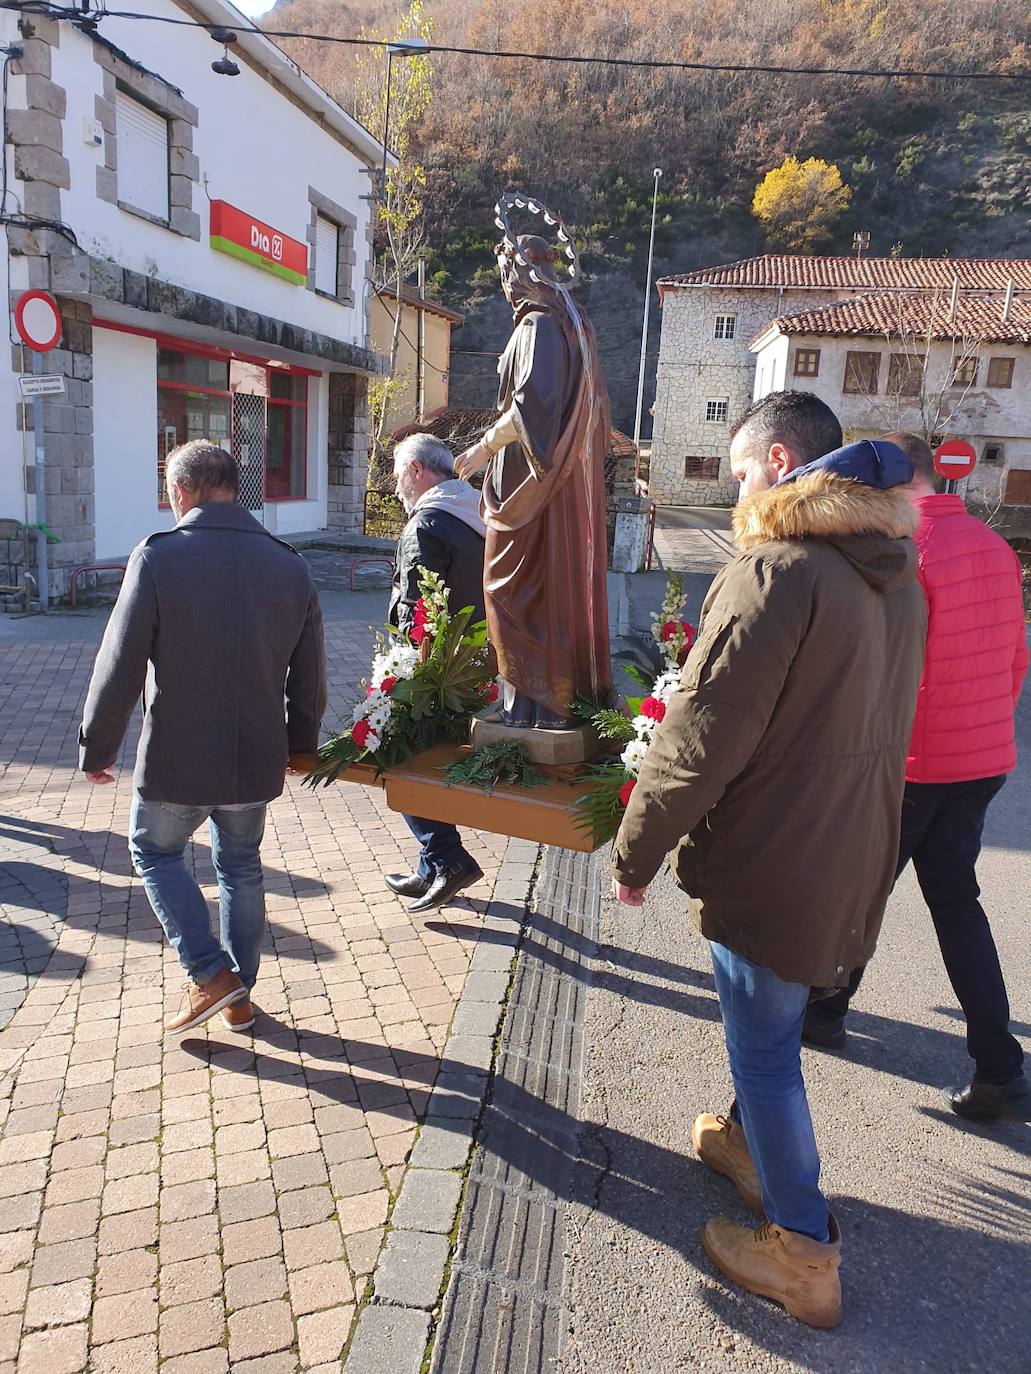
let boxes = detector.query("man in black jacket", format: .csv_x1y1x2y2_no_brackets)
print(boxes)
386,434,487,912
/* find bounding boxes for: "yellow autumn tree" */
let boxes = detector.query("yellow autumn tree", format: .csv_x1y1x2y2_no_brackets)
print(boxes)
752,156,852,249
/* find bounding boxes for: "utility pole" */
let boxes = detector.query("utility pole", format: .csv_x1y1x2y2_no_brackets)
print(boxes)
633,168,662,463
415,257,426,420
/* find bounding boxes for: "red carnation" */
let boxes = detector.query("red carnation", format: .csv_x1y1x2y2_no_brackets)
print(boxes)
480,682,499,704
660,619,678,642
640,696,666,723
618,778,637,807
352,719,371,749
379,676,398,694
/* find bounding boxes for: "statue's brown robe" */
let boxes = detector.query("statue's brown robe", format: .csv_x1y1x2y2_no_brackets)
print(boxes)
480,301,612,720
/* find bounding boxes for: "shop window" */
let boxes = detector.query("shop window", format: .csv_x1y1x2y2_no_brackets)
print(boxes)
115,89,170,222
887,353,924,397
843,351,880,395
713,313,736,340
156,343,307,505
705,398,729,423
987,357,1014,389
794,348,821,378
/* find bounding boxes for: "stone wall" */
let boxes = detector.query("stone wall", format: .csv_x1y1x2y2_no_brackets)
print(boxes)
327,372,371,534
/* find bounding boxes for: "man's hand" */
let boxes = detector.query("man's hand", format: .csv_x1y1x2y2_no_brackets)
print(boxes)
455,442,492,482
85,766,116,785
612,880,647,907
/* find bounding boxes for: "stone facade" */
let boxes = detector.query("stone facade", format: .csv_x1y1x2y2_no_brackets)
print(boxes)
650,286,823,505
327,372,371,534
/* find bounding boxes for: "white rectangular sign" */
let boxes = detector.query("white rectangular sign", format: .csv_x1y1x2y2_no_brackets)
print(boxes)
19,373,65,398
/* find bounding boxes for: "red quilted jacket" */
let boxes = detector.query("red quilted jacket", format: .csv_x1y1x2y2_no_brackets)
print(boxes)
906,494,1029,783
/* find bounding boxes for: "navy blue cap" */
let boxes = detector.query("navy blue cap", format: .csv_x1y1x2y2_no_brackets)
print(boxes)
777,439,913,490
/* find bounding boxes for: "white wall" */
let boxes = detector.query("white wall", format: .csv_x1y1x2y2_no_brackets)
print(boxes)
93,326,169,557
50,10,371,349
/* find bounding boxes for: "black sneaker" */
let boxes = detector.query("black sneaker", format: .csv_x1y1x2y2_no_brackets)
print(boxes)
385,871,431,898
943,1075,1031,1122
409,860,484,914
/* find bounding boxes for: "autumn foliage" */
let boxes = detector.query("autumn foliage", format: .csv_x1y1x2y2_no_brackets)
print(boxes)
752,156,852,248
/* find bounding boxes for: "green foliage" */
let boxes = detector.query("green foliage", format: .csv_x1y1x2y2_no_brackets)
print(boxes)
574,762,628,848
589,708,636,745
895,135,928,180
442,742,545,794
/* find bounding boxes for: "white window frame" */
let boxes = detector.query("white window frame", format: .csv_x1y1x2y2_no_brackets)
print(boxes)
314,215,341,297
115,88,170,223
705,398,730,424
713,313,737,340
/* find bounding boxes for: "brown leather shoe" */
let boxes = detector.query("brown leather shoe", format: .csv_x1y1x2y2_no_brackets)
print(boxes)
220,998,255,1031
164,969,246,1034
702,1213,843,1328
692,1112,763,1214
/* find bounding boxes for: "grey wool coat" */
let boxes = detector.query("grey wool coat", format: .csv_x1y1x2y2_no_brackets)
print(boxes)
79,503,327,805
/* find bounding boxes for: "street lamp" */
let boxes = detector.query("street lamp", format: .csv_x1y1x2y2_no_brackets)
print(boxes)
380,38,430,202
633,167,663,462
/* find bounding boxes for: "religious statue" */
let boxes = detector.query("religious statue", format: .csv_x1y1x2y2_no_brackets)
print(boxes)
455,193,612,730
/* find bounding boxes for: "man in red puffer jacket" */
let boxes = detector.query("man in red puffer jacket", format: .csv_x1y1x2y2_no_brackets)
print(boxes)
804,432,1030,1122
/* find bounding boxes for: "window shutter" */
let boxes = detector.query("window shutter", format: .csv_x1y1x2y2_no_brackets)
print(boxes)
315,216,340,295
116,90,170,220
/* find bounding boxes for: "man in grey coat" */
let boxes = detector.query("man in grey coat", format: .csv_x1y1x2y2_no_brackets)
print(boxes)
79,440,326,1034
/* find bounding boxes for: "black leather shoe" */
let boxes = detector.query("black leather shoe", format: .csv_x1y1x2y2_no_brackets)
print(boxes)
385,872,431,898
943,1075,1031,1121
409,860,484,914
801,1010,847,1051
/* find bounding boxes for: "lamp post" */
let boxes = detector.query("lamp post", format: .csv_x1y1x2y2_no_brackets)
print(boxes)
379,38,430,202
633,167,663,463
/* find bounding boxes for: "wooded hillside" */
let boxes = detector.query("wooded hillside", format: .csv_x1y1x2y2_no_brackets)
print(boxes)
266,0,1031,431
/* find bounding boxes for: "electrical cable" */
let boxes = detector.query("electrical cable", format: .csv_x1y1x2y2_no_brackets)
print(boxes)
3,1,1029,83
374,286,453,375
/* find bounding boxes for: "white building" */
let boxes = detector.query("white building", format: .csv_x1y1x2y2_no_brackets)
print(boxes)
750,291,1031,509
649,255,1031,506
2,0,387,594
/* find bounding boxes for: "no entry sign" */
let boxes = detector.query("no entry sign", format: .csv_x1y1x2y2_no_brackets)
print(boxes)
14,290,62,352
933,439,977,481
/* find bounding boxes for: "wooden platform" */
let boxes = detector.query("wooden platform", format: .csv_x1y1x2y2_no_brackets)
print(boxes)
290,744,605,853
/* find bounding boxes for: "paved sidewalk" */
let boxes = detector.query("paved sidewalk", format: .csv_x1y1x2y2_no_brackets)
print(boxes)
0,588,527,1373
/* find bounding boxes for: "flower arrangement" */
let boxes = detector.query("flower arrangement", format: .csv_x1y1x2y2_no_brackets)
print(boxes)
305,568,497,786
575,573,696,845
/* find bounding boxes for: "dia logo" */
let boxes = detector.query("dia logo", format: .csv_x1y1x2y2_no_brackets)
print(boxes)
271,235,284,262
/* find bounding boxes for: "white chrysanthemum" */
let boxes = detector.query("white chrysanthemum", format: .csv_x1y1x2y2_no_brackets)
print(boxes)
633,714,657,740
621,738,649,775
653,670,680,704
364,729,382,752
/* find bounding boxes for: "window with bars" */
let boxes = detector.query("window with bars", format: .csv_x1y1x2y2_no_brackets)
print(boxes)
888,353,925,397
987,357,1015,389
705,398,729,423
793,348,821,377
843,351,880,394
713,314,736,340
685,457,720,479
982,443,1004,465
115,89,170,221
314,215,340,296
951,356,979,388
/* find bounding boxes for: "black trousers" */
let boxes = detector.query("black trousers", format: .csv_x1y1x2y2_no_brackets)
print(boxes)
808,776,1023,1083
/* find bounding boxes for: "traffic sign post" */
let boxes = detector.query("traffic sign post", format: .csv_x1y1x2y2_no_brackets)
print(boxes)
14,290,64,612
933,438,977,494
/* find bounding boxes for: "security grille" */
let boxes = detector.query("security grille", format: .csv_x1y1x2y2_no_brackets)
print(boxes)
232,393,267,511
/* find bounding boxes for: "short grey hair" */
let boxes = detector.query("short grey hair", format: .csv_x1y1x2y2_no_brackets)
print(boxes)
166,440,240,500
393,433,455,480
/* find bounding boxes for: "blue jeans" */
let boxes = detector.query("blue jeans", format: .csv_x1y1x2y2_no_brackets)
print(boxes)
128,796,267,990
710,940,830,1242
403,814,469,880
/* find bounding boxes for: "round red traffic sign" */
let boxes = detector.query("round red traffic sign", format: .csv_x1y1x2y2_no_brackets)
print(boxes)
14,290,62,352
933,438,977,480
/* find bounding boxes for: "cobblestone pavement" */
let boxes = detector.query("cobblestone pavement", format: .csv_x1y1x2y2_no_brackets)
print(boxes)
0,587,518,1373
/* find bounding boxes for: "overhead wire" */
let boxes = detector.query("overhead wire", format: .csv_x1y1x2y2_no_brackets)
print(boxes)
3,1,1030,84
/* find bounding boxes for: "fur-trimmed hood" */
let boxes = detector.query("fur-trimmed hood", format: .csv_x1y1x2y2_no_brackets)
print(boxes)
734,471,918,593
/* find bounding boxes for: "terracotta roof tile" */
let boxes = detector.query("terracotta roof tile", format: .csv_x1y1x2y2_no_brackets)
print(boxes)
659,255,1031,293
751,291,1031,346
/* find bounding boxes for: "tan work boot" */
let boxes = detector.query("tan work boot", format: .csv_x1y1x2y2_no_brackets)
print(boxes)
702,1214,843,1329
164,969,246,1034
692,1112,763,1214
220,998,256,1032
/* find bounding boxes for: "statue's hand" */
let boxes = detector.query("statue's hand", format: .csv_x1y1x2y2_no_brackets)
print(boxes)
455,442,491,482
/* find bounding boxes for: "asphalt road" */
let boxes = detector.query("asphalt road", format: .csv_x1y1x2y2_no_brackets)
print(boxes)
558,535,1031,1374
